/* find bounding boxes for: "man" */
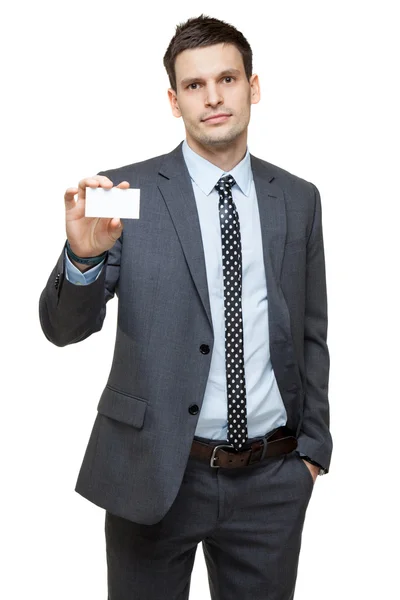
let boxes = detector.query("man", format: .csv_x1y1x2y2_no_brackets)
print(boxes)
39,14,332,600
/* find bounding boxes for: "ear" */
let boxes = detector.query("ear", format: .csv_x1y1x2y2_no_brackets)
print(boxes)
249,74,261,105
168,88,182,118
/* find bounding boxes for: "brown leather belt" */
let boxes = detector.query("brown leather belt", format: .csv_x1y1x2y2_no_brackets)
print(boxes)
190,426,298,469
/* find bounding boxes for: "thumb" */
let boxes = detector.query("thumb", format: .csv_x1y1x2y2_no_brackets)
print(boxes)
109,217,123,239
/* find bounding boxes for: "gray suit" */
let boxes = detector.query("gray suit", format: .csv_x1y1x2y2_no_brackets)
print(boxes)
39,141,332,532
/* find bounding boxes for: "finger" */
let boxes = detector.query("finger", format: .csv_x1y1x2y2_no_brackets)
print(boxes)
77,176,114,203
64,187,79,211
78,176,104,190
116,181,130,189
77,177,100,203
109,217,124,240
92,175,114,188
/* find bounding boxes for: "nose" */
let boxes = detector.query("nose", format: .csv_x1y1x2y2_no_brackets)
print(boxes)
205,83,223,108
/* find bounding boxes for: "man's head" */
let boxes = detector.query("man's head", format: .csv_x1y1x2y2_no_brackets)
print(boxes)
163,15,260,151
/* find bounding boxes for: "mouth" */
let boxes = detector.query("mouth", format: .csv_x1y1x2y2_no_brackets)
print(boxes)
202,114,231,124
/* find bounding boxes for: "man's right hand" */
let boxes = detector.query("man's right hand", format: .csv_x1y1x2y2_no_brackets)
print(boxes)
64,175,130,259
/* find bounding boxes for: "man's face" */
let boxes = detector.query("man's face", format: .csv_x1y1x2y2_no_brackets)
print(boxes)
168,43,260,149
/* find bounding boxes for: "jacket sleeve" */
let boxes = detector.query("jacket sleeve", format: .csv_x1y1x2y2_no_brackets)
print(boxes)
296,184,332,472
38,235,122,347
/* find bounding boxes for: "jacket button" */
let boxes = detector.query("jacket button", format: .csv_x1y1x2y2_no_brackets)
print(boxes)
188,404,199,415
199,344,210,354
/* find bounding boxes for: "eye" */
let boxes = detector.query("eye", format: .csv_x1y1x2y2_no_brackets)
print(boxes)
223,76,235,83
188,82,200,90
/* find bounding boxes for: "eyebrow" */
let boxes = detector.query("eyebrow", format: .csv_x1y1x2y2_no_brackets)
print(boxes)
180,68,242,87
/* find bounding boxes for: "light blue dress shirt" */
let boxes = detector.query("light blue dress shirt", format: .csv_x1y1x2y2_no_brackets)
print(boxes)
65,140,287,440
64,252,105,285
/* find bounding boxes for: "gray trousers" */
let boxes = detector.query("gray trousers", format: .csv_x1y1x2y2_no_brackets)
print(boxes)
105,435,314,600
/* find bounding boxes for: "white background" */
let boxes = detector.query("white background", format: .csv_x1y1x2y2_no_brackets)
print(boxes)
2,0,399,598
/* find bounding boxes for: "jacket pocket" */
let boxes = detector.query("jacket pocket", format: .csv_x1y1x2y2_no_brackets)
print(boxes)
97,385,148,429
296,455,315,486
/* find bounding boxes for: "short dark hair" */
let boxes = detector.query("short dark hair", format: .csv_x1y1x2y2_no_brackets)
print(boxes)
163,14,253,92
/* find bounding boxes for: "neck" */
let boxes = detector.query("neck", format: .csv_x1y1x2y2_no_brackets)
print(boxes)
185,133,248,172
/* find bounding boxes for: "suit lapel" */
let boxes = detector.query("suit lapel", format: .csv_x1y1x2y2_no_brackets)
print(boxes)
157,142,287,332
158,143,213,330
250,155,287,285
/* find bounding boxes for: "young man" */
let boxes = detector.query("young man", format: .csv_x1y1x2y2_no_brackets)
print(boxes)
39,14,332,600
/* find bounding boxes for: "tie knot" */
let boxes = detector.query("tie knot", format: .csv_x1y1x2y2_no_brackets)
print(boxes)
215,175,236,193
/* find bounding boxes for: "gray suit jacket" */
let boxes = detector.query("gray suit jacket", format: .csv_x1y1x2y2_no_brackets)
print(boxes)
39,141,332,525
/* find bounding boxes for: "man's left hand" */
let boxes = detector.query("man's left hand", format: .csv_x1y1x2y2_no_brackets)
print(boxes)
302,459,319,483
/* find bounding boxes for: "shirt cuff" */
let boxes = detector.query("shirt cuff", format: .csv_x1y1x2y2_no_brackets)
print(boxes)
296,451,327,475
64,249,105,285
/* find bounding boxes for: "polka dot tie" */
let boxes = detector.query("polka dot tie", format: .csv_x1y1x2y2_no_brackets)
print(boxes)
215,175,248,451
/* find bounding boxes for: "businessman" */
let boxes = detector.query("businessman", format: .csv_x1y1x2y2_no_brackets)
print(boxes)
39,14,332,600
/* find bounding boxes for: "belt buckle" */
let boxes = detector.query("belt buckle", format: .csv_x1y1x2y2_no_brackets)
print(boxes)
210,444,235,468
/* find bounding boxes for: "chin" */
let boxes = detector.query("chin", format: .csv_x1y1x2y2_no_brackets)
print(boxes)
186,119,245,148
200,128,243,147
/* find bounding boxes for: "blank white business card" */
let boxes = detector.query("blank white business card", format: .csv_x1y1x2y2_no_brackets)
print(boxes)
85,187,140,219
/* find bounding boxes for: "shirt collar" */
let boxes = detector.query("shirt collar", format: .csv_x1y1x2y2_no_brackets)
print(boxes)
182,139,252,197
